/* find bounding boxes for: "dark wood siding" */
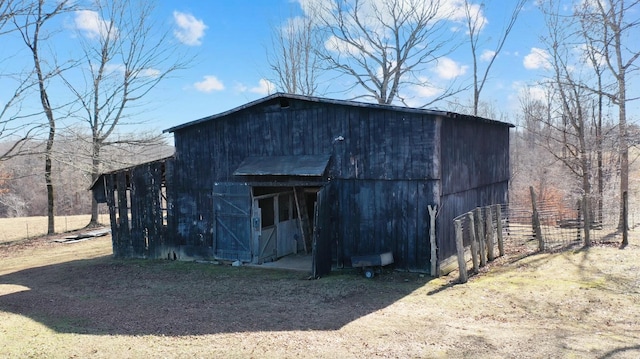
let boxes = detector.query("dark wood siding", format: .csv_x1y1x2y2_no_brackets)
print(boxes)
97,95,511,274
330,179,437,272
437,118,510,262
103,160,171,259
170,97,441,270
172,98,440,184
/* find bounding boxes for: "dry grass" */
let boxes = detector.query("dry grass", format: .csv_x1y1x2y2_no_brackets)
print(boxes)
0,229,639,358
0,214,110,244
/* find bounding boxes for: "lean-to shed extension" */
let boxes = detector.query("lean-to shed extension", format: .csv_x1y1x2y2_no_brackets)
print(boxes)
93,93,513,276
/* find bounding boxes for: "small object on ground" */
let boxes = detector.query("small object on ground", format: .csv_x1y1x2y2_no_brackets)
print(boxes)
53,228,110,243
351,251,394,279
231,260,242,267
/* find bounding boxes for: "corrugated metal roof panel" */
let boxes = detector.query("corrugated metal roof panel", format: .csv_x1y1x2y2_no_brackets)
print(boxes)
233,155,331,176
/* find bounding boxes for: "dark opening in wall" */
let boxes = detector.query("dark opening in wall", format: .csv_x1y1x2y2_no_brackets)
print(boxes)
279,98,290,109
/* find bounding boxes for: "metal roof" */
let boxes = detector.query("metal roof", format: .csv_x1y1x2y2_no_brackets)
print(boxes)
163,93,514,133
233,155,331,177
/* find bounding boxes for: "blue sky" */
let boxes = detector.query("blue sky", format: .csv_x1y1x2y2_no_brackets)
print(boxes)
147,0,550,130
2,0,634,135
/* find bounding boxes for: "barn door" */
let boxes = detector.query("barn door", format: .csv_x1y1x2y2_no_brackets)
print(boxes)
312,185,332,277
213,183,252,262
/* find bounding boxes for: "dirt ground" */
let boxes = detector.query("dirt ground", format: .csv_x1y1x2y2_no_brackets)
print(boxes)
0,229,639,358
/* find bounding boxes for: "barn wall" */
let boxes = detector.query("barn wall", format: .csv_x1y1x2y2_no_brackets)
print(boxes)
327,178,437,272
170,98,441,266
102,160,174,259
437,118,511,263
173,98,440,182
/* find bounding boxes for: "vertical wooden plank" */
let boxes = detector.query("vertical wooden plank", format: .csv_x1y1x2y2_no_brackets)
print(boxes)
416,182,431,273
475,207,486,267
292,108,304,156
116,171,130,257
164,159,177,248
495,204,504,257
428,204,438,276
129,166,142,257
105,174,119,257
486,206,495,261
530,186,544,251
468,212,479,274
454,219,468,283
404,181,417,270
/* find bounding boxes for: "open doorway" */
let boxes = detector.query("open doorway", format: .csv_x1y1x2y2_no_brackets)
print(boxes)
252,186,319,266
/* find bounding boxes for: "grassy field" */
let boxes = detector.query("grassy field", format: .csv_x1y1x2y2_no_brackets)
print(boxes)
0,222,639,358
0,214,110,244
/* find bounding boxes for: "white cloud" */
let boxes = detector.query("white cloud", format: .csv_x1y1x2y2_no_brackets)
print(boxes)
233,83,248,93
447,1,487,30
324,35,373,56
193,75,224,93
249,79,275,95
513,81,547,102
298,0,487,26
480,49,496,62
173,11,207,46
414,84,442,98
74,10,114,40
433,57,468,80
523,48,551,70
139,68,161,78
104,63,125,73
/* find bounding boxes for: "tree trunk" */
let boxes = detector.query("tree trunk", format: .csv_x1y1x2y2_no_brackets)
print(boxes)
88,141,101,226
45,129,55,235
618,77,628,230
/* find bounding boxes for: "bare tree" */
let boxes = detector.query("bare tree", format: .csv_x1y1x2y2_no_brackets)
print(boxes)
63,0,189,226
578,11,608,224
267,9,322,95
311,0,461,106
13,0,76,234
527,0,605,246
0,0,43,161
464,0,526,116
575,0,640,229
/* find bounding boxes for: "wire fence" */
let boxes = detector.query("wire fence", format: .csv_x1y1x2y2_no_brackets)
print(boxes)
451,195,634,283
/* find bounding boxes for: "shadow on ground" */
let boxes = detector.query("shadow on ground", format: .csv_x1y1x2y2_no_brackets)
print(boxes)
0,256,431,336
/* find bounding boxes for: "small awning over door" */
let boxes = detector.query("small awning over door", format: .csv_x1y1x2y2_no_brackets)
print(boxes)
233,155,331,176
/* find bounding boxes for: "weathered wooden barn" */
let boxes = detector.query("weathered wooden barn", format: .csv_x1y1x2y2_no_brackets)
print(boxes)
92,93,512,276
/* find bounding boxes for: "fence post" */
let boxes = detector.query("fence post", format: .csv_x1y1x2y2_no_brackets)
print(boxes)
622,191,629,248
529,186,544,251
495,204,505,257
486,206,495,261
576,199,582,243
582,196,591,247
428,205,438,277
475,207,487,266
468,212,479,274
454,218,468,283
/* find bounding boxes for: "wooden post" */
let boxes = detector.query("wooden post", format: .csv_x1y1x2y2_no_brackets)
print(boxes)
293,187,312,254
428,205,438,277
576,199,582,243
530,186,544,251
495,204,504,257
475,207,486,267
622,191,629,247
454,218,468,283
468,212,479,274
582,196,591,247
486,206,495,261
